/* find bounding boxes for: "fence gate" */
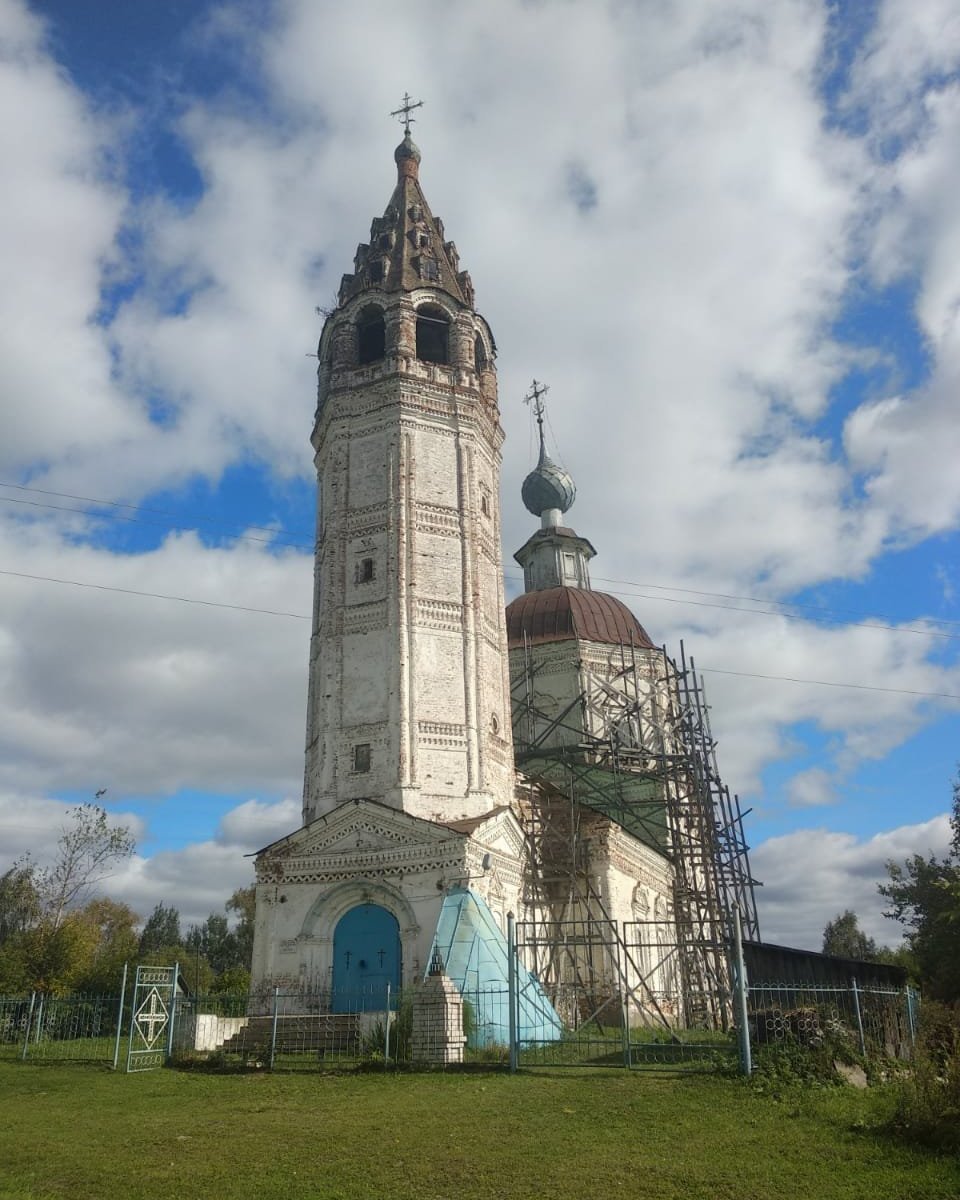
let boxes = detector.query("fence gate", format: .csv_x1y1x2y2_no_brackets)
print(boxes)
126,964,178,1073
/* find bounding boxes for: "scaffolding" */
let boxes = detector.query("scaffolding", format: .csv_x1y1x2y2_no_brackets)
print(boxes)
511,634,760,1031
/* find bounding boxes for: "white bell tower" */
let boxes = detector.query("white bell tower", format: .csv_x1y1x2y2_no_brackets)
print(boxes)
302,116,514,826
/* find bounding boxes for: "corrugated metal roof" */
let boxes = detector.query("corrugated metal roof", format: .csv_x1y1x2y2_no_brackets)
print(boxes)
505,586,655,650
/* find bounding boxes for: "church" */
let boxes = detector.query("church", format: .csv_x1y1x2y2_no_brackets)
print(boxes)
248,110,758,1037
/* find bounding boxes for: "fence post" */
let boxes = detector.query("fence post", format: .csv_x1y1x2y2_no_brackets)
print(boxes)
269,987,280,1071
166,961,179,1063
384,982,392,1068
905,986,917,1049
34,994,45,1045
732,907,751,1076
850,977,866,1057
507,912,518,1074
112,963,128,1070
21,992,36,1061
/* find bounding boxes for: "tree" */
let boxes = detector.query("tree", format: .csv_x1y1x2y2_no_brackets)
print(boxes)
0,860,41,943
0,806,137,993
227,886,255,970
138,903,182,957
72,898,140,993
879,772,960,1002
39,805,135,930
821,910,878,961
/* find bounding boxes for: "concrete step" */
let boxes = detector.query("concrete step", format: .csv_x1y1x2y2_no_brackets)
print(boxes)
219,1013,363,1055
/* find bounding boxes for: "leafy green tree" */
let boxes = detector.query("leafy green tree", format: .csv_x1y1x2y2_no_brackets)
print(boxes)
0,860,41,943
822,910,879,961
73,898,140,993
138,903,182,957
227,886,255,970
880,773,960,1002
39,805,135,930
0,806,136,993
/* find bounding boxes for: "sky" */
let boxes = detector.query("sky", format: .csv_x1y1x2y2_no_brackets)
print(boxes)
1,0,959,950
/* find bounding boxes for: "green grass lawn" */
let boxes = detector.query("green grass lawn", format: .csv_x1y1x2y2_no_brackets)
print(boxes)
0,1062,957,1200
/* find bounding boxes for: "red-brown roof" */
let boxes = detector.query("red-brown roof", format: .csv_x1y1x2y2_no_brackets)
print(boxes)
505,587,655,650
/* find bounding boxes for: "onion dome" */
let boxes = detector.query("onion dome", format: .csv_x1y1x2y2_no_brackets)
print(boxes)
521,449,577,518
394,131,422,174
506,586,655,650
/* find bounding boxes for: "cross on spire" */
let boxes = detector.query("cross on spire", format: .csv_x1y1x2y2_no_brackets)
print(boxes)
524,379,549,428
390,92,424,135
524,379,550,457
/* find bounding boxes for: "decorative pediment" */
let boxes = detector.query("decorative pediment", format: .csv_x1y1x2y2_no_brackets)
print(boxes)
465,808,526,861
255,798,470,884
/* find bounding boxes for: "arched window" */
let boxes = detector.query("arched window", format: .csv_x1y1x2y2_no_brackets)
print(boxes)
416,304,449,364
474,334,488,371
357,306,385,364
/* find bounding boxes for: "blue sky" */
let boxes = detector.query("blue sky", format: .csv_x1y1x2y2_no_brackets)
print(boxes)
2,0,960,946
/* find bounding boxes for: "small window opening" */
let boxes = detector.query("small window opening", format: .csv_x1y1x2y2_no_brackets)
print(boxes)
357,309,385,365
356,557,375,583
353,743,371,773
474,334,488,371
416,305,449,364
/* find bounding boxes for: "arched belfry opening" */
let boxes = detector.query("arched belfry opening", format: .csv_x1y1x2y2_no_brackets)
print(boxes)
357,305,386,365
415,303,449,364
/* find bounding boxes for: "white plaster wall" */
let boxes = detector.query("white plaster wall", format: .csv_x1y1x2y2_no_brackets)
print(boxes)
303,298,515,826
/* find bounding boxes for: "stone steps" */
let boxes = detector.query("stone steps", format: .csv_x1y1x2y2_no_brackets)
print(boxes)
219,1013,362,1055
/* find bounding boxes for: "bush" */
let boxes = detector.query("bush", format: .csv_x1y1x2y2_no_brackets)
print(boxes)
890,1001,960,1152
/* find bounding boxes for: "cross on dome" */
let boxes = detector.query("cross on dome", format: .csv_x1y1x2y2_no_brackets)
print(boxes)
390,92,424,135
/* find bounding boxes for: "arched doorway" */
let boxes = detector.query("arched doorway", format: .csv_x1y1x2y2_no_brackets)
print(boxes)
332,903,401,1011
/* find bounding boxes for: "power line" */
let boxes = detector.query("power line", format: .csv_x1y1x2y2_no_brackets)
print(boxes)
0,481,314,549
7,478,957,640
0,569,309,620
503,568,960,642
2,568,959,703
699,666,960,703
0,495,314,551
589,572,960,631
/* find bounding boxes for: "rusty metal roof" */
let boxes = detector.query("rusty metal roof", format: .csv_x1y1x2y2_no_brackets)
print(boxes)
505,587,655,650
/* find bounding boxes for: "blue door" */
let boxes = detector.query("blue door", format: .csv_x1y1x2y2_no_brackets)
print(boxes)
332,904,401,1011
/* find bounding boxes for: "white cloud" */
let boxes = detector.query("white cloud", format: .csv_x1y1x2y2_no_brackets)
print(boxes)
1,0,959,949
786,767,837,808
752,813,952,948
0,519,311,798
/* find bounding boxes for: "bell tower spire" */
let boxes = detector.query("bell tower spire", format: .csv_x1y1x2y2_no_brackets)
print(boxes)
303,104,513,827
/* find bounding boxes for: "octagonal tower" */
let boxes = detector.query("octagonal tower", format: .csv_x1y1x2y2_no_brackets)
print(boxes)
302,132,514,825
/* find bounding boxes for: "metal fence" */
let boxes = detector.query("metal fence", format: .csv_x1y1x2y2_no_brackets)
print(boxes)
0,965,920,1074
747,979,918,1061
0,990,128,1067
